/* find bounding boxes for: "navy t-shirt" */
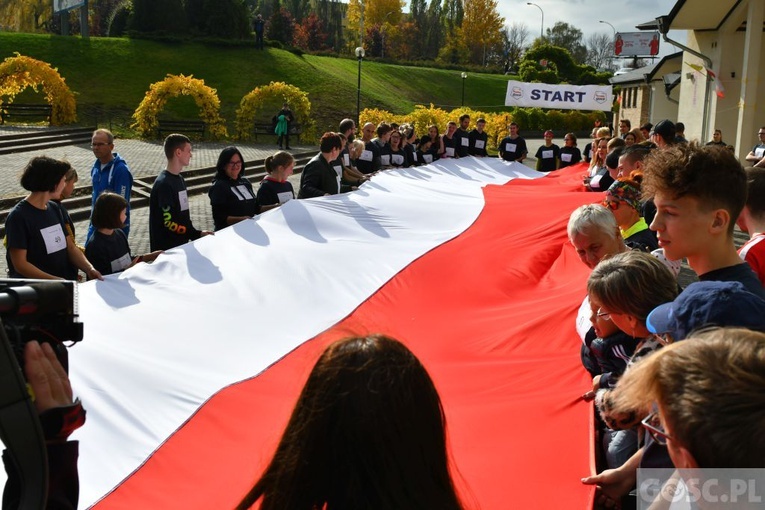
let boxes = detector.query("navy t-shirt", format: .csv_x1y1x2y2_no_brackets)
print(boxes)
5,200,70,278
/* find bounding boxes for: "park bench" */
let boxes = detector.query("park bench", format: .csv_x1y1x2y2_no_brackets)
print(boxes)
0,104,52,125
157,119,206,139
252,122,302,143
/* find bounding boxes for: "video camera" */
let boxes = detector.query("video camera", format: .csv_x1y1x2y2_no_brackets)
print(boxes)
0,279,82,510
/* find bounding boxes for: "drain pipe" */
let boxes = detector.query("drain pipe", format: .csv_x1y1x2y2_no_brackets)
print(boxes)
655,15,712,140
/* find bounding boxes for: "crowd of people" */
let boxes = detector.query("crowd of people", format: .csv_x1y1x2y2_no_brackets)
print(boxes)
567,122,765,508
4,117,765,509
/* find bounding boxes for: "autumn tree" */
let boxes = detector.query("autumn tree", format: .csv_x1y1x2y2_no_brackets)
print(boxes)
293,12,329,50
314,0,346,52
345,0,362,50
283,0,309,22
201,0,251,39
460,0,504,66
545,21,587,64
0,0,53,32
266,6,294,44
364,0,404,26
441,0,463,37
387,20,418,60
423,0,443,60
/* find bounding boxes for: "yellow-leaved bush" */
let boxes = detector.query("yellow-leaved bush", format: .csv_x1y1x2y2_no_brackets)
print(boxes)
235,81,314,141
132,74,228,139
361,105,603,152
0,53,76,125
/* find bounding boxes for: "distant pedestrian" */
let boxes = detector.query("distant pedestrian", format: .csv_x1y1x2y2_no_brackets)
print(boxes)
274,103,294,150
253,14,265,50
87,128,133,244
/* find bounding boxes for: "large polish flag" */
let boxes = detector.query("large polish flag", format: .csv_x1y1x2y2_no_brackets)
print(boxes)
62,158,597,509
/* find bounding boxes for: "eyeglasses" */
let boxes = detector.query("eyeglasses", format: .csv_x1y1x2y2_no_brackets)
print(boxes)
596,308,612,321
227,161,243,167
641,410,672,446
602,199,620,211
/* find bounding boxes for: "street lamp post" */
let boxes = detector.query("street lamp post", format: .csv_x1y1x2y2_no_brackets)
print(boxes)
599,20,616,38
461,72,467,106
526,3,544,39
599,20,618,68
355,46,365,127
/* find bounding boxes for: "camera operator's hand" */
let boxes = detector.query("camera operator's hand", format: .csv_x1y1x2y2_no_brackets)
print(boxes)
25,341,86,443
25,341,73,413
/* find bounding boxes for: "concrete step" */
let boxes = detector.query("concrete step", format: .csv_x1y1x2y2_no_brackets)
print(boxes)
0,127,95,155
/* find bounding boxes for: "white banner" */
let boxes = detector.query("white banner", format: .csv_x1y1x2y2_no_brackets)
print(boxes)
53,0,85,13
504,80,613,111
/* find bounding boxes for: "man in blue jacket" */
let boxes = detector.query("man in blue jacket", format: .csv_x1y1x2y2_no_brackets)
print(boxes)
87,129,133,244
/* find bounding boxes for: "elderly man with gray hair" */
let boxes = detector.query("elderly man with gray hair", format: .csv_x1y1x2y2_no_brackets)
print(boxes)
567,204,629,377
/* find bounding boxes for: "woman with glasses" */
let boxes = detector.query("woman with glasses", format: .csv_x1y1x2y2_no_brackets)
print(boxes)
386,130,409,168
559,132,582,168
208,146,260,231
585,251,678,472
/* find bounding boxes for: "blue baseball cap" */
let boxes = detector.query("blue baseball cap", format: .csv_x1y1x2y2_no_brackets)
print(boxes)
646,281,765,341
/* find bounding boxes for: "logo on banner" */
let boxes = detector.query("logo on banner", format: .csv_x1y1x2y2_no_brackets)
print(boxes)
593,91,608,104
511,86,523,100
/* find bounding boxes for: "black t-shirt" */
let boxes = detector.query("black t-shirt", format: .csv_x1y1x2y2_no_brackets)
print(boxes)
499,136,527,162
455,128,471,157
355,141,380,174
699,263,765,298
535,144,561,172
208,177,259,231
587,168,614,192
583,142,593,163
559,146,582,168
442,135,459,158
85,229,133,276
387,148,409,168
5,200,70,278
149,170,201,251
403,144,416,167
257,178,294,207
468,130,488,157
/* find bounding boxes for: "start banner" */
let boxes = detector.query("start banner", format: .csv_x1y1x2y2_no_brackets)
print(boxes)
505,80,613,111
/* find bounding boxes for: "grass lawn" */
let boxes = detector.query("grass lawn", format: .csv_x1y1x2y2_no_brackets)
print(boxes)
3,32,514,139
